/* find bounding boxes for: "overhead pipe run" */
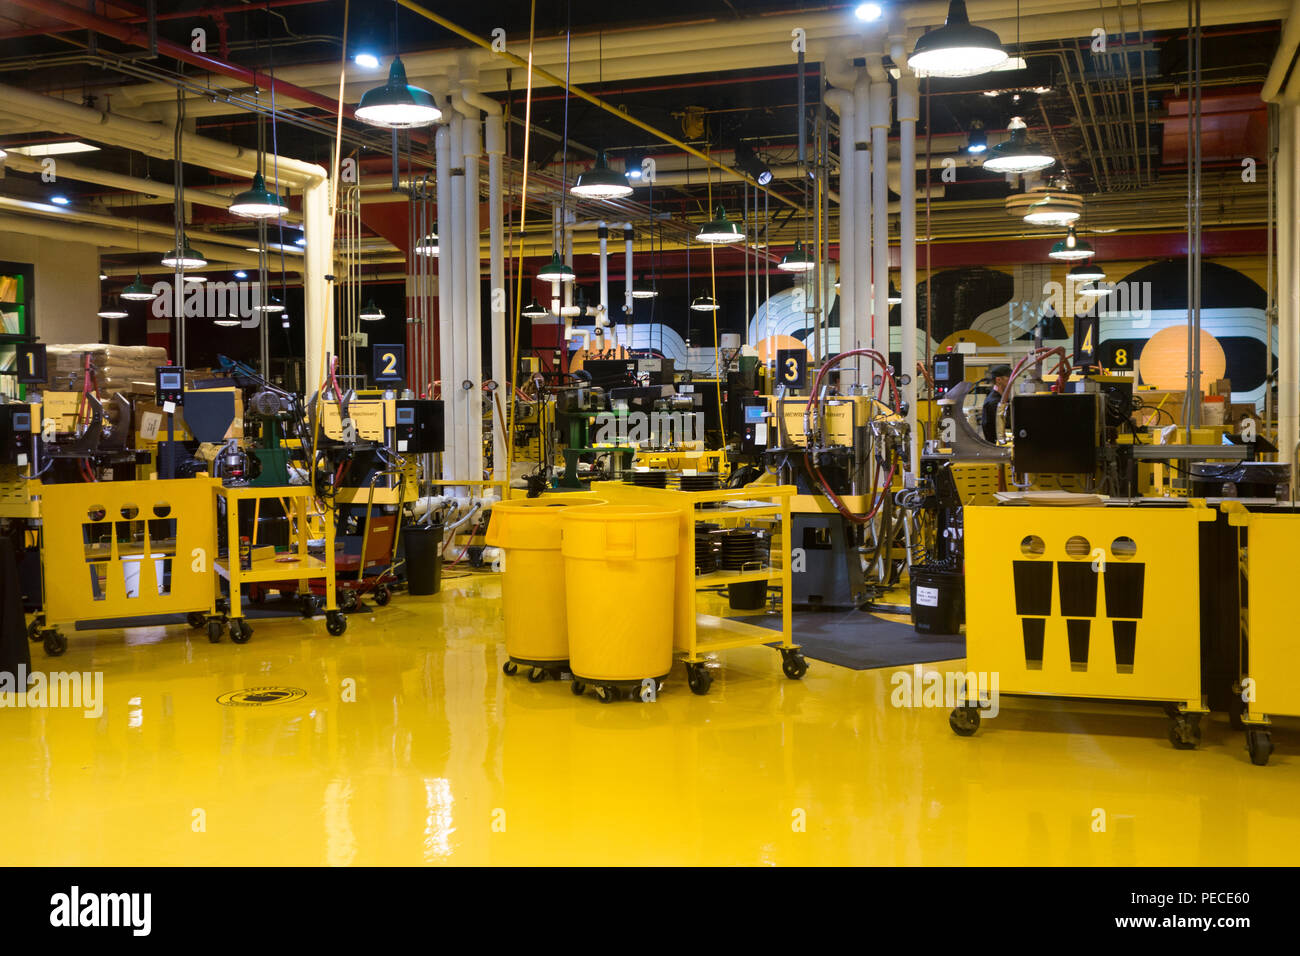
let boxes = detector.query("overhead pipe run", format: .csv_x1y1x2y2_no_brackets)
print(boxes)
869,51,890,367
893,32,921,477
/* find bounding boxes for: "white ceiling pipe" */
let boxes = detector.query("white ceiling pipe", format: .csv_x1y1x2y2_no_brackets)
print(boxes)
854,72,871,366
825,84,856,381
870,53,890,365
435,117,455,479
0,213,254,267
1263,0,1300,102
445,105,468,482
623,225,634,325
454,89,486,483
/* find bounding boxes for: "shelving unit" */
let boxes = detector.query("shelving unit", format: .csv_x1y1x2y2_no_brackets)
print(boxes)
0,261,35,401
599,480,803,693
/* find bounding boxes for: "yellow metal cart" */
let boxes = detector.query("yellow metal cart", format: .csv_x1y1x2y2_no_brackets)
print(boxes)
960,501,1213,745
600,480,799,693
212,483,342,642
33,477,219,656
1222,503,1300,765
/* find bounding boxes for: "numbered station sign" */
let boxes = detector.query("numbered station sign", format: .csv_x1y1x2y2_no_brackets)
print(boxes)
775,348,807,390
15,342,46,384
372,344,406,385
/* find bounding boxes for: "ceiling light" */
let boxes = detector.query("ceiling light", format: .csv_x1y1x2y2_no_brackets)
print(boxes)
982,117,1055,174
909,0,1008,78
1048,226,1095,261
571,151,634,199
359,298,385,321
777,239,816,273
735,144,773,186
183,275,208,283
855,2,884,21
967,122,987,154
9,141,99,157
0,147,6,162
624,157,642,180
293,233,306,247
1077,283,1113,298
522,299,549,318
414,228,439,256
214,315,242,327
537,252,576,283
161,240,207,269
233,270,248,279
120,273,158,301
690,295,720,312
696,205,743,244
253,294,284,313
353,53,380,69
97,300,128,319
243,242,303,255
98,273,107,280
50,194,70,206
630,274,658,299
228,172,289,219
1022,199,1080,226
1068,262,1106,283
355,56,442,129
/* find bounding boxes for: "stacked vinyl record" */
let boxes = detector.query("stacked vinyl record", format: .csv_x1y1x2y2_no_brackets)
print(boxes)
694,524,720,575
720,528,768,610
679,473,720,493
625,470,670,488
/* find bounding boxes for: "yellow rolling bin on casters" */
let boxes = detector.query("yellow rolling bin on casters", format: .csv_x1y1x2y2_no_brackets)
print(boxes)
959,502,1213,745
212,483,342,643
32,478,219,657
1222,504,1300,765
600,481,801,694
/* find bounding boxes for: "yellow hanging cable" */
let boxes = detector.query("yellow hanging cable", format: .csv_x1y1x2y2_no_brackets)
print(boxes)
503,0,537,494
706,148,726,451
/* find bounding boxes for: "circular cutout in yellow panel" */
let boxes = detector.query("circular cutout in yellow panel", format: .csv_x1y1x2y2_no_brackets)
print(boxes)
1138,325,1226,391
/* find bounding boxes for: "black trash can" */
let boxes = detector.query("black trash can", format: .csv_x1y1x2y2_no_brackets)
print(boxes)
910,566,964,635
404,523,444,596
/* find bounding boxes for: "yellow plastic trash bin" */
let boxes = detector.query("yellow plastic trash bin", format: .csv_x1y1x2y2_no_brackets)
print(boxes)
560,505,680,702
484,494,605,681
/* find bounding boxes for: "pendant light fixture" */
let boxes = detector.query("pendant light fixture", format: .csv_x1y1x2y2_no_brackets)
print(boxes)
1048,225,1095,261
571,150,633,199
359,298,385,321
982,117,1055,174
121,273,158,301
690,295,720,312
214,314,242,327
696,205,743,244
537,252,576,283
229,171,289,219
1077,282,1113,298
630,274,658,299
414,228,439,256
97,297,128,319
253,293,284,314
356,56,441,128
777,240,816,273
522,299,549,318
909,0,1008,78
162,240,208,270
966,120,988,154
1067,261,1106,283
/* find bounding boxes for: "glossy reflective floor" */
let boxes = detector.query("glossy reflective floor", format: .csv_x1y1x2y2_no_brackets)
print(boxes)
3,574,1296,866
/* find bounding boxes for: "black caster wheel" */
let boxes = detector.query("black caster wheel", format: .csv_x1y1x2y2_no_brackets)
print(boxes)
949,706,980,737
326,610,347,636
527,667,547,683
27,617,43,643
781,651,808,680
502,661,518,676
1168,716,1201,750
374,585,391,607
1247,729,1273,766
41,629,67,658
300,595,318,619
338,590,359,613
597,684,619,703
571,680,586,696
187,612,206,630
228,620,252,644
207,620,223,643
686,664,712,696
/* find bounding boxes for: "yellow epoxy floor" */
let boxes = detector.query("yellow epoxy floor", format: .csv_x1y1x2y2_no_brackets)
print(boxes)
3,576,1297,866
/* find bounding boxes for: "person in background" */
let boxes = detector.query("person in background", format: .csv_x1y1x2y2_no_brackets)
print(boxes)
981,364,1012,442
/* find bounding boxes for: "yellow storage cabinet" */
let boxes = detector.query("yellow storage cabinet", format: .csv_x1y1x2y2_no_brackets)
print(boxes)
560,504,679,702
960,502,1212,745
484,494,604,680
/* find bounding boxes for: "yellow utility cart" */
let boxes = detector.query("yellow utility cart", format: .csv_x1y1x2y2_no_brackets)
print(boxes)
960,500,1213,746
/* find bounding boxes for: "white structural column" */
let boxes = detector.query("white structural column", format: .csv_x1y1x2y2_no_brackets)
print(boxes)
447,111,467,479
869,61,889,367
458,95,484,481
853,73,872,368
895,44,920,475
598,223,610,343
824,84,855,376
623,226,634,350
1279,104,1299,476
435,118,454,479
302,175,335,397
